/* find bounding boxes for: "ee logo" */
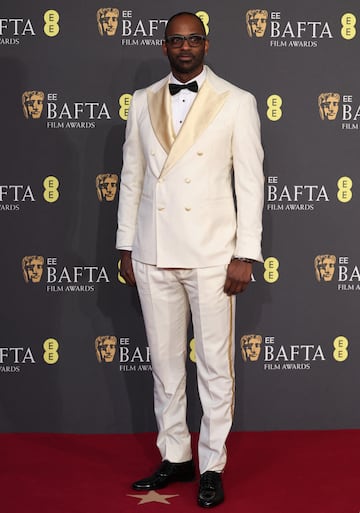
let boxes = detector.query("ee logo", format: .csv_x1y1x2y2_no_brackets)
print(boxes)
337,176,352,203
267,95,282,121
43,175,60,203
196,11,210,35
43,338,59,364
44,10,60,37
264,257,279,283
119,94,132,121
117,259,126,284
189,338,196,363
333,336,349,362
341,13,356,40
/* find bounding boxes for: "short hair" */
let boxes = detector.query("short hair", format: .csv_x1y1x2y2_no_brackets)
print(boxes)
165,12,206,37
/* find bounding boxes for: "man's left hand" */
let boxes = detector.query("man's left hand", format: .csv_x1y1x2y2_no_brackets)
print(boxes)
224,259,253,295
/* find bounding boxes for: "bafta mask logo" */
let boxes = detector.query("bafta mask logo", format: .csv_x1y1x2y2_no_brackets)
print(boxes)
96,173,119,202
240,334,262,362
97,8,119,36
22,91,45,119
246,9,268,38
318,93,340,121
314,254,336,282
95,336,117,362
22,255,44,284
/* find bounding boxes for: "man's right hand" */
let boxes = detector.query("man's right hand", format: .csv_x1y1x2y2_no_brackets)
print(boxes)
119,250,136,286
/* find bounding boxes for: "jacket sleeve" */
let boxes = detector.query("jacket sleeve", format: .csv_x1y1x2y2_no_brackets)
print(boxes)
232,92,264,262
116,90,146,250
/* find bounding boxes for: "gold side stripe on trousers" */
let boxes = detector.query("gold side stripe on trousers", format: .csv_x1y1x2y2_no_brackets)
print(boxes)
228,295,235,418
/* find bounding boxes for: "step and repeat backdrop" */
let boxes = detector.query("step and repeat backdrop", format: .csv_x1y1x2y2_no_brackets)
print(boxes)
1,0,360,433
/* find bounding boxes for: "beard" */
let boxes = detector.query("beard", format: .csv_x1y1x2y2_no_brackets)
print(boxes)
167,48,205,77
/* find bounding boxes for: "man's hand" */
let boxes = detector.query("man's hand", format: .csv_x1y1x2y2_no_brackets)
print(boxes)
224,259,253,295
119,250,136,286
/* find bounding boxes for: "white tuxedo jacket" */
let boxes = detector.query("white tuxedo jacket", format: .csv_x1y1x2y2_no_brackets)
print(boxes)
116,66,264,268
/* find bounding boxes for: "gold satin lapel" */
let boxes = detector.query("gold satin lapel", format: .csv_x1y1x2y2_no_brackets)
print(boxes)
147,85,174,154
160,81,229,177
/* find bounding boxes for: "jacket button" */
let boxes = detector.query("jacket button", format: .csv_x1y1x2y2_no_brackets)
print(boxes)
197,151,204,156
185,207,191,211
185,178,191,183
158,207,165,211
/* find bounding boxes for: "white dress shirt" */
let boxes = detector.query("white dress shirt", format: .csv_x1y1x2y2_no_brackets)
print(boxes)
169,68,207,135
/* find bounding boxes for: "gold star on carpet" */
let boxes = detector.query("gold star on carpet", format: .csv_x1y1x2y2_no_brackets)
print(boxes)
127,490,180,504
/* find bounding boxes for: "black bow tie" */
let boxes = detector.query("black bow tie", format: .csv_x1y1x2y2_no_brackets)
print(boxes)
169,81,198,95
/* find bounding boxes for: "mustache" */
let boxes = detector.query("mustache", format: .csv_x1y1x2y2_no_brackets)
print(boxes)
178,51,194,57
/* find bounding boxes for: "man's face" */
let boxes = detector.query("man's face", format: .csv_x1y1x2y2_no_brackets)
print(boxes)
26,258,44,283
318,258,335,281
101,11,118,36
322,96,339,120
98,339,116,362
100,176,117,201
25,94,43,119
162,14,208,79
249,13,267,37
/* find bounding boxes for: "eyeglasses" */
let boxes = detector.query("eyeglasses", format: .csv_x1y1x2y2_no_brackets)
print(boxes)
165,34,207,48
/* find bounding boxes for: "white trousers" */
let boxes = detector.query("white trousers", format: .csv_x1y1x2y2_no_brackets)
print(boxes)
132,260,236,474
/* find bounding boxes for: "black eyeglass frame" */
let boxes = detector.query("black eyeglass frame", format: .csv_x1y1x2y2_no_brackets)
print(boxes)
164,34,207,48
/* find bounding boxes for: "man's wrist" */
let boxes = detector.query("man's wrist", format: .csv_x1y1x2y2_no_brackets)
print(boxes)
232,257,254,264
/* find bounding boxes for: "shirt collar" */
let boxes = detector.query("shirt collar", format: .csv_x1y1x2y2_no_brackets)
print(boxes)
169,67,207,88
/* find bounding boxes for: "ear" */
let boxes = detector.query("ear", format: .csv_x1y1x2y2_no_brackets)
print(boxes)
204,39,210,55
162,40,168,57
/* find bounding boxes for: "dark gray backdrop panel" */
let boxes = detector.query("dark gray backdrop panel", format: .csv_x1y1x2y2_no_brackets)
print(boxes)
1,0,359,432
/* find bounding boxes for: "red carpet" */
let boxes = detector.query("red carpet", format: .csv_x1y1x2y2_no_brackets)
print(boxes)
2,430,359,513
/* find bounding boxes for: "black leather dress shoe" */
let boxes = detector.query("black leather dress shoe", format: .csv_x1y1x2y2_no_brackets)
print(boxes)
132,459,195,490
197,471,224,508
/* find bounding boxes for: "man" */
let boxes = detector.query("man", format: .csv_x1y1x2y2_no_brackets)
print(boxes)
116,12,264,508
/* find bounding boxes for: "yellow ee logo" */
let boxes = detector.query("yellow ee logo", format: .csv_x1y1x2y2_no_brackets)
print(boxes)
43,338,59,364
264,257,279,283
119,94,132,120
333,336,349,362
189,338,196,363
43,176,59,203
117,259,126,284
337,176,352,203
196,11,210,35
44,10,60,37
267,95,282,121
341,13,356,40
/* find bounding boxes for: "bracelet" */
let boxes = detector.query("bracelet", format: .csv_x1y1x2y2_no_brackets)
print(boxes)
232,257,254,263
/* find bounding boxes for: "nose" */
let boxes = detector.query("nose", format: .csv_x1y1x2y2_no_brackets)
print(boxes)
181,38,191,49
